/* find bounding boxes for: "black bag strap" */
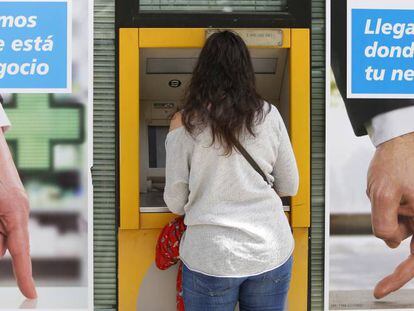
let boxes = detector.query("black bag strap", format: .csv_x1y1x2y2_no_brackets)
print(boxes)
230,135,270,186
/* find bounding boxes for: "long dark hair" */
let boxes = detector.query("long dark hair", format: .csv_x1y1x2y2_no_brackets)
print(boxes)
181,30,269,155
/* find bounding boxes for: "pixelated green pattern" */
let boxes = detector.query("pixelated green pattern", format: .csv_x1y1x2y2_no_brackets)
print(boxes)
5,94,81,170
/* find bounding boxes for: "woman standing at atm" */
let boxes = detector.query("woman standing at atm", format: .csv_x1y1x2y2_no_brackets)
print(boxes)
164,31,299,311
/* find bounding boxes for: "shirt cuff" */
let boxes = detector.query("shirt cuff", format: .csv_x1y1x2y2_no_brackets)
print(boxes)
365,106,414,147
0,104,11,133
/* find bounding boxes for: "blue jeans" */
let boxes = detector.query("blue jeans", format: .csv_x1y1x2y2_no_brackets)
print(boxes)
182,256,293,311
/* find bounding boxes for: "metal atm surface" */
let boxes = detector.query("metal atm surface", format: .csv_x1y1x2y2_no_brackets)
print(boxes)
118,27,310,311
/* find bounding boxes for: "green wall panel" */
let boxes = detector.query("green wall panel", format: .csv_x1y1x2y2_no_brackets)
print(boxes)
94,0,117,309
310,0,326,309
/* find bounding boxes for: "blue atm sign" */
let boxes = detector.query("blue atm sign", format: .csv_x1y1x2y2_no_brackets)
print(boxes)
347,0,414,98
0,0,71,93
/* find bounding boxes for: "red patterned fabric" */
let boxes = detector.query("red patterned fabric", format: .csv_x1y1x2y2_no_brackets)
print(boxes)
155,216,187,311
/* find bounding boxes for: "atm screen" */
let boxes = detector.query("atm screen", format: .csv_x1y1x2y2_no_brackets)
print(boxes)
146,58,277,74
148,126,169,168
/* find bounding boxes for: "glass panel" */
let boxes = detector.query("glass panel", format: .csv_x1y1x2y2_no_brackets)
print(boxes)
139,0,288,13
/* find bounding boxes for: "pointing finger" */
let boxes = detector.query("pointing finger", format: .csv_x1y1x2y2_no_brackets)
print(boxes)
7,217,37,299
374,253,414,299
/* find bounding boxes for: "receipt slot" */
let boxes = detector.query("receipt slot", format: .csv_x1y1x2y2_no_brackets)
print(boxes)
118,28,310,310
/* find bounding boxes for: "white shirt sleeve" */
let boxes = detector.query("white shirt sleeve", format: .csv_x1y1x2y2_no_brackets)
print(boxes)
164,127,191,216
365,106,414,147
0,104,11,133
271,109,299,196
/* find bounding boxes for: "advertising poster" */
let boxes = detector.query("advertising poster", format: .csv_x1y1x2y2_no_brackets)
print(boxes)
0,0,71,93
328,0,414,310
347,0,414,98
0,0,92,309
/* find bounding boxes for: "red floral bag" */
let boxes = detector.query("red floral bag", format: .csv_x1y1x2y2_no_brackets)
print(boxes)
155,216,187,311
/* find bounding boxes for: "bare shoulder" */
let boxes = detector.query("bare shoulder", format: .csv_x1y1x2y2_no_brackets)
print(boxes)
262,102,279,124
169,111,183,132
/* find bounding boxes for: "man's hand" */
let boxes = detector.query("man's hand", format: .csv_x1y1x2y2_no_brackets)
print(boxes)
367,132,414,298
0,131,36,299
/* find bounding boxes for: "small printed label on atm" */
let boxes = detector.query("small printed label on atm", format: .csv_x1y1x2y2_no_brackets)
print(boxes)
168,79,182,88
153,102,175,109
206,29,283,47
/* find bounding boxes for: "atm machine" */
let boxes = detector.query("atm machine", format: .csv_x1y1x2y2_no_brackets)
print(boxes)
117,2,310,310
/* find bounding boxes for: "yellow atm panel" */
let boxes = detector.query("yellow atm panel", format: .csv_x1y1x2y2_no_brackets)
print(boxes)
118,28,310,311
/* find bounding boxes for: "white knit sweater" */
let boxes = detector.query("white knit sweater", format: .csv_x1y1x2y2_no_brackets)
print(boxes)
164,103,299,277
